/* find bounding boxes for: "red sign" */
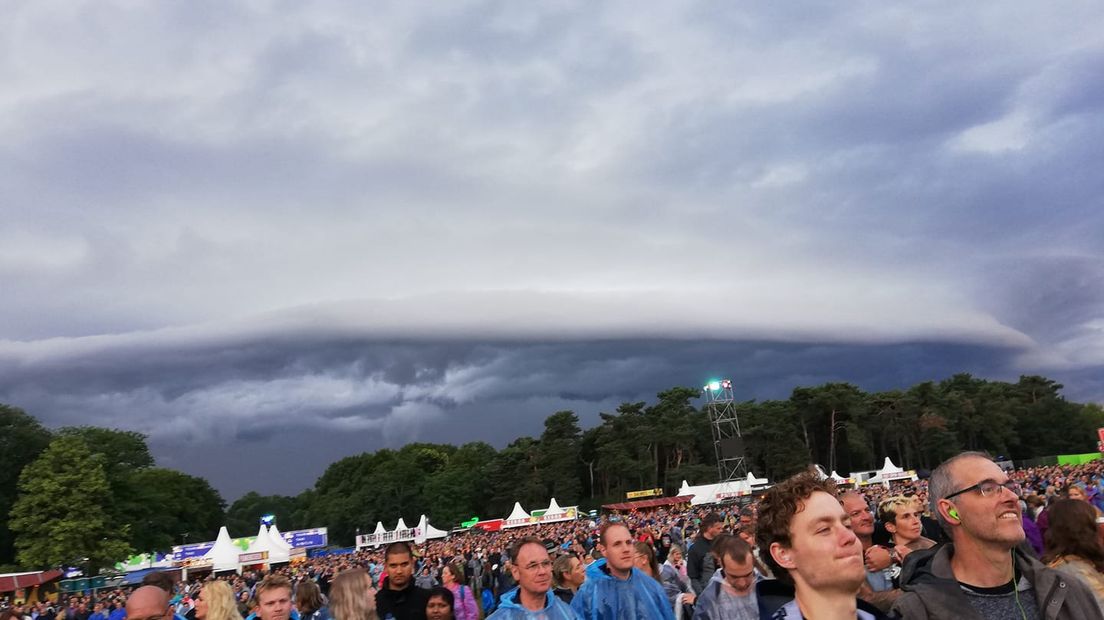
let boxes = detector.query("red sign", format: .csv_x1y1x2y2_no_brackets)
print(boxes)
473,519,503,532
1098,428,1104,445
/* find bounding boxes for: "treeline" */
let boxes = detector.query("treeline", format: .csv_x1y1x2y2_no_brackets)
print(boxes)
2,374,1102,570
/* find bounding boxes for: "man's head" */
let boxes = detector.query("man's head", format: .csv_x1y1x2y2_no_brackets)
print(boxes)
508,537,553,599
254,575,292,620
700,513,723,541
756,470,864,594
383,542,415,590
139,572,175,595
718,537,756,597
839,492,874,540
929,452,1024,549
878,496,924,545
597,522,635,577
124,587,171,620
552,554,585,590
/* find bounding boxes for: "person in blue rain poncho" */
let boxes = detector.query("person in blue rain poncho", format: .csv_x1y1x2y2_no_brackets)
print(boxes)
571,522,675,620
487,536,581,620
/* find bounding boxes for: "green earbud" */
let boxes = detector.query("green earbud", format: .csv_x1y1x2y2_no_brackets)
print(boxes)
948,507,960,520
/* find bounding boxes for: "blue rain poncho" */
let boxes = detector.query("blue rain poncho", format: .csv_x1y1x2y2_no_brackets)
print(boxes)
486,588,581,620
570,559,676,620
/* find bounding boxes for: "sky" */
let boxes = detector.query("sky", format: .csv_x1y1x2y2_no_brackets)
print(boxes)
2,1,1103,501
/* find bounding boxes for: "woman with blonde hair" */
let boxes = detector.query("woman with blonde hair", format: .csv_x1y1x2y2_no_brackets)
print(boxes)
329,569,378,620
195,581,244,620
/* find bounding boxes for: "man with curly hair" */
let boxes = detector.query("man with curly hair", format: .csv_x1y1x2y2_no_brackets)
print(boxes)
755,470,887,619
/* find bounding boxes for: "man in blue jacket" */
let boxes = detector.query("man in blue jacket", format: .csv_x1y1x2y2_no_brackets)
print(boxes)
487,536,579,619
571,522,674,620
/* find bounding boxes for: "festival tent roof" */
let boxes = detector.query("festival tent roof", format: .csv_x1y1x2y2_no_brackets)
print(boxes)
746,472,769,486
203,526,242,572
0,570,62,593
602,495,695,511
395,518,410,531
506,502,530,521
679,479,753,505
373,522,386,535
268,525,292,551
245,524,289,564
868,457,915,484
545,498,566,515
414,514,449,544
830,471,850,482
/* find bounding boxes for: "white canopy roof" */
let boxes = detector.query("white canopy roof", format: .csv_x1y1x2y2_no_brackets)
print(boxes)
746,472,769,486
268,524,292,551
679,479,751,505
545,498,566,515
877,457,903,475
202,526,241,572
414,515,449,544
506,502,530,521
245,524,289,564
395,518,410,531
373,522,387,535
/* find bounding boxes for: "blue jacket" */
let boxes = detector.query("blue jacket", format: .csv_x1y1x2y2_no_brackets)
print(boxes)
486,588,580,619
570,559,675,620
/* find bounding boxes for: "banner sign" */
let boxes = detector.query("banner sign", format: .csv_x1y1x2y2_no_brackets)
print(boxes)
172,528,328,561
626,488,663,499
238,551,267,564
503,507,578,529
356,528,419,547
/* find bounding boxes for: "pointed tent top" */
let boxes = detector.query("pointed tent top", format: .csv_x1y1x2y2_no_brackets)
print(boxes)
746,472,768,485
830,470,847,482
546,498,564,514
878,457,903,474
395,517,410,531
680,480,691,492
246,524,274,555
373,522,386,535
506,502,529,521
268,524,292,551
203,526,242,572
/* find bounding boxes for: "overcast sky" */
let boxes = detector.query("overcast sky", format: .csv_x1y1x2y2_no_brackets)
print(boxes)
2,1,1102,500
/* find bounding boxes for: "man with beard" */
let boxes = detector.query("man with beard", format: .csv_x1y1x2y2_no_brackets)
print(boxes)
893,452,1102,619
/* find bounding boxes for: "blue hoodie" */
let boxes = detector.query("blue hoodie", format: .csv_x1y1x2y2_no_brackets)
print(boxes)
570,559,675,620
486,588,580,619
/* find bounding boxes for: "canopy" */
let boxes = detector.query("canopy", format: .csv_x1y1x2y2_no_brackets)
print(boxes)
373,522,386,535
203,526,241,572
0,570,62,593
745,472,769,486
268,524,293,552
395,517,410,531
602,495,694,511
245,524,289,564
866,457,917,485
414,514,449,544
545,498,566,516
506,502,529,521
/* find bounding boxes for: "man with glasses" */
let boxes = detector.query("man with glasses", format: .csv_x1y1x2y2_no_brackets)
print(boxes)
893,451,1102,619
487,536,579,619
571,522,674,619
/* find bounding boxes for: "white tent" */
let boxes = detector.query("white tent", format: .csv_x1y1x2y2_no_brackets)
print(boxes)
395,518,410,532
746,472,769,487
373,522,387,535
245,524,289,564
268,524,293,551
545,498,566,516
202,526,241,573
506,502,529,521
679,479,751,505
867,457,917,485
414,515,449,544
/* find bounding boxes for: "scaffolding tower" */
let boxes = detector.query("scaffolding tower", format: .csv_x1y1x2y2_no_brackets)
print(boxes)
703,379,747,482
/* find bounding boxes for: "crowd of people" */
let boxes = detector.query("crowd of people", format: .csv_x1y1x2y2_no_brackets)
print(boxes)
7,452,1104,619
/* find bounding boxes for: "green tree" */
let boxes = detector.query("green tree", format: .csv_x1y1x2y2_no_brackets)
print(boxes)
0,405,53,567
126,468,226,553
226,492,301,538
537,411,583,503
9,436,131,571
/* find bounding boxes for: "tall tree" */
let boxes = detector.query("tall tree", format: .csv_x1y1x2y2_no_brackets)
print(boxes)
0,405,52,566
537,411,583,503
127,468,226,553
9,436,132,572
226,492,301,538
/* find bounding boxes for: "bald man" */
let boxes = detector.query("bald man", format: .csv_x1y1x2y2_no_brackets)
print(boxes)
125,586,173,620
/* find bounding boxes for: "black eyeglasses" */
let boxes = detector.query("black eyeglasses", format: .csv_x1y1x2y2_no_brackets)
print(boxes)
944,479,1022,501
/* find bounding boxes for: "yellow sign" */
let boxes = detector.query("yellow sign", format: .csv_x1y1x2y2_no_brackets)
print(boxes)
626,488,663,499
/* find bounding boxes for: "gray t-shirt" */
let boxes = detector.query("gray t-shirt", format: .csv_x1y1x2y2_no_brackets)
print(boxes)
959,576,1041,620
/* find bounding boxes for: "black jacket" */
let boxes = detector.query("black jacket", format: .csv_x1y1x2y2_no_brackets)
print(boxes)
375,578,431,620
